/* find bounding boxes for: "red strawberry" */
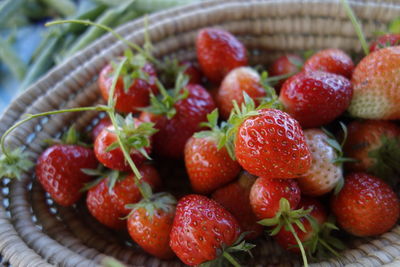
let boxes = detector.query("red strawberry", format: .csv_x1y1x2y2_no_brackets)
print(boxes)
36,127,98,207
181,61,202,84
94,115,156,171
303,49,354,79
127,193,176,259
274,197,327,253
279,71,353,128
170,194,253,266
235,108,311,179
369,34,400,52
36,144,98,206
140,83,215,158
99,59,158,114
185,136,241,193
298,129,344,196
196,28,248,83
216,67,266,119
212,172,263,240
331,172,400,236
348,46,400,119
343,120,400,185
86,164,161,229
269,54,303,87
91,117,111,140
250,177,301,220
184,109,241,193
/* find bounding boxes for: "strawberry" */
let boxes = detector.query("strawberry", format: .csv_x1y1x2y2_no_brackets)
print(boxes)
269,54,303,88
279,71,353,128
331,172,400,236
303,49,354,79
348,46,400,119
369,34,400,52
181,61,202,84
184,110,241,194
86,164,161,229
91,117,111,140
235,108,311,179
98,54,158,114
250,177,301,220
127,193,176,259
196,28,248,83
211,171,263,240
94,115,156,171
140,80,215,158
298,129,344,196
343,120,400,185
170,194,254,266
216,67,266,119
36,127,98,207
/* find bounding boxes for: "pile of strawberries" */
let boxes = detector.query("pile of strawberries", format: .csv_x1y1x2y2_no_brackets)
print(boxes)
4,22,400,266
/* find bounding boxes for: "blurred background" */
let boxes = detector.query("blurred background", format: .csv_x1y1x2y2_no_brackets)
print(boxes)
0,0,201,112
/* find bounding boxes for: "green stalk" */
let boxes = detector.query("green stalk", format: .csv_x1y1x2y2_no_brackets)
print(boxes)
0,37,26,80
222,252,241,267
319,239,340,258
114,10,140,26
130,0,202,13
284,217,309,267
0,0,25,27
62,8,128,58
19,37,59,91
40,0,76,17
66,4,108,34
340,0,369,55
0,106,108,159
46,19,157,64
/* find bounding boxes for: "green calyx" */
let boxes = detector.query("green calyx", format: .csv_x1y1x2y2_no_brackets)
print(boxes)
141,72,189,119
258,198,311,267
157,57,189,86
45,125,90,147
302,216,345,261
125,192,177,220
322,122,356,194
0,147,34,180
110,49,151,94
368,134,400,187
200,232,256,267
258,198,311,236
105,113,157,160
194,109,236,160
257,71,283,110
81,166,127,194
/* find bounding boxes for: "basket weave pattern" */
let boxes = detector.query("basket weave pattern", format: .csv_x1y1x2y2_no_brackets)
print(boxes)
1,0,400,266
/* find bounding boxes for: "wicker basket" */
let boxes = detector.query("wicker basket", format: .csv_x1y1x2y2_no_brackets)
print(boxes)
1,0,400,266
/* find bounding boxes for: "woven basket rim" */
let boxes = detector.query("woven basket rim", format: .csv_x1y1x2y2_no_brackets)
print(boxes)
1,1,400,266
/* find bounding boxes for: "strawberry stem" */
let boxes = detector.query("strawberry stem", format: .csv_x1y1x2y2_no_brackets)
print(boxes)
105,58,149,199
340,0,369,55
318,238,340,258
284,216,309,267
222,251,241,267
0,105,108,159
